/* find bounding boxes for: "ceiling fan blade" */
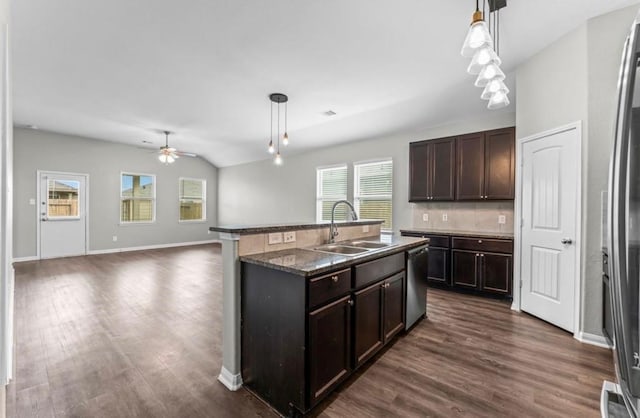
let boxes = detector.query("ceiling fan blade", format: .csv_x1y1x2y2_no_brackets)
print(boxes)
175,151,197,158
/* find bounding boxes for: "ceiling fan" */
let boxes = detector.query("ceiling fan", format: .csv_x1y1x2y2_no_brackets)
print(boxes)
157,131,197,164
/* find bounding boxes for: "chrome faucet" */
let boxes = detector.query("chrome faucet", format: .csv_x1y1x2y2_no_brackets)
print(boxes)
329,200,358,243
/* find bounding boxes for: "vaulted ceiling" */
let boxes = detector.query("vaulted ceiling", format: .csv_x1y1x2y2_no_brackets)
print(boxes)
12,0,640,167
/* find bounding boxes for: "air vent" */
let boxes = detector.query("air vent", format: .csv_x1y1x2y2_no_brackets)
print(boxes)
142,140,152,144
324,110,337,116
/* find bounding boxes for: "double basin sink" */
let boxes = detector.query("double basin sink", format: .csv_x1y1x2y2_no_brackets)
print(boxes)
312,240,391,256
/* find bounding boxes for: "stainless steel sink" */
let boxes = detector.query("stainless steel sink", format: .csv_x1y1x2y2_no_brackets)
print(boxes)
347,241,390,249
312,244,370,255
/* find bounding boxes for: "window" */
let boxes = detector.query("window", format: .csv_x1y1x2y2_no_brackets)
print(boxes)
120,173,155,223
316,165,348,222
47,180,80,218
179,178,206,221
354,160,393,229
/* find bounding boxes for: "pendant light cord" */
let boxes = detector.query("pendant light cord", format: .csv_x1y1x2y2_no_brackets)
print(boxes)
285,101,288,133
270,101,273,144
277,101,280,153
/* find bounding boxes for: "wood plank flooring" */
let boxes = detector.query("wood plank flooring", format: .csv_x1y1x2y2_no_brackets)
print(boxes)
7,244,614,417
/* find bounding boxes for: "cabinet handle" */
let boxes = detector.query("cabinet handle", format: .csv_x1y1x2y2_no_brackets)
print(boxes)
331,275,339,283
480,254,484,257
478,239,483,243
476,253,479,257
347,299,354,306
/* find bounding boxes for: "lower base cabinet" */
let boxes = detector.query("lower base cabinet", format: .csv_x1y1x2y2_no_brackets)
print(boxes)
451,250,479,289
242,251,408,417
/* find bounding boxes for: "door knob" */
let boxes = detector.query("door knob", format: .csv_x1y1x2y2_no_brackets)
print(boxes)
561,238,573,245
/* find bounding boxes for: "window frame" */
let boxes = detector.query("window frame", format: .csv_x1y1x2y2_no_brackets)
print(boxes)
353,159,393,231
316,164,348,223
119,171,156,225
178,177,207,223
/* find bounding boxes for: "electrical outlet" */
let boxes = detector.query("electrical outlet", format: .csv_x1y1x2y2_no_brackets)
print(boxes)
268,232,283,245
112,235,118,242
362,225,370,233
284,231,296,243
442,213,448,222
498,215,506,224
422,213,429,222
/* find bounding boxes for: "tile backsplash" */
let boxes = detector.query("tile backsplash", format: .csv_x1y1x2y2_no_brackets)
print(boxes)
410,201,514,234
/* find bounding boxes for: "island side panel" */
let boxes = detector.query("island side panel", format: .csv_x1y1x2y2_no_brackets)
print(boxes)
241,262,307,415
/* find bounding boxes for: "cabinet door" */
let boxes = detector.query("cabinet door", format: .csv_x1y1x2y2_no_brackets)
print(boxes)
430,138,456,201
353,281,384,368
480,253,512,295
451,250,479,289
456,133,485,200
409,142,429,201
484,128,515,199
383,273,405,342
427,247,450,285
308,295,352,406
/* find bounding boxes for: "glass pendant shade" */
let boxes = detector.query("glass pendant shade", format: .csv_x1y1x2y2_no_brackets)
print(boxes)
467,46,501,75
283,132,289,146
481,79,509,100
487,90,510,109
461,20,493,58
158,154,175,164
474,63,505,87
274,152,283,165
268,140,274,154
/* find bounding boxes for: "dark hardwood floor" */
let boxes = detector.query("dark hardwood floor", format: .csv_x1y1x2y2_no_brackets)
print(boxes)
7,244,614,417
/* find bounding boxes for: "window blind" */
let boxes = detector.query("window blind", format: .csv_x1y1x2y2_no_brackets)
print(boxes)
316,165,348,222
355,160,393,229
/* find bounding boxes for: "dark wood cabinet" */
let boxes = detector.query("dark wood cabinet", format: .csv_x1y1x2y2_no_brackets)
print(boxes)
353,282,384,368
383,272,405,341
308,295,352,406
242,250,409,416
409,137,456,202
480,253,511,294
427,247,449,285
456,128,515,200
456,133,485,200
451,250,479,289
484,128,516,200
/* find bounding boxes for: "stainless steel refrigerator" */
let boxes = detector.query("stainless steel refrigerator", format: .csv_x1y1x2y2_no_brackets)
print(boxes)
606,9,640,418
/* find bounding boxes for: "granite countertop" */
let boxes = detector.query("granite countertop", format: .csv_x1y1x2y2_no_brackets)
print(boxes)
210,219,384,235
240,235,429,277
399,228,514,240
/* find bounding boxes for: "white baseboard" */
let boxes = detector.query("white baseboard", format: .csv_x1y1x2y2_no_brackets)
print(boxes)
13,240,222,261
576,331,612,349
11,256,38,263
87,239,221,255
218,366,243,391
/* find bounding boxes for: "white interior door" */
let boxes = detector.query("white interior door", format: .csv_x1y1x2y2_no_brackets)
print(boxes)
520,127,580,332
39,172,88,259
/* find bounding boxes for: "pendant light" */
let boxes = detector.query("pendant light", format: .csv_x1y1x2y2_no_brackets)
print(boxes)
474,63,505,87
460,0,493,58
267,93,289,165
467,45,501,75
481,79,509,100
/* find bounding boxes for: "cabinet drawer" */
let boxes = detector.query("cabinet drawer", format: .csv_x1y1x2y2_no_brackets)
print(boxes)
451,237,513,254
354,252,405,289
308,269,351,309
400,232,448,248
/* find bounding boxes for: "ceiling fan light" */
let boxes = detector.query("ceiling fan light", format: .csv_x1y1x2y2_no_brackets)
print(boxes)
480,79,509,100
487,91,510,109
461,18,493,58
474,63,505,87
467,46,501,75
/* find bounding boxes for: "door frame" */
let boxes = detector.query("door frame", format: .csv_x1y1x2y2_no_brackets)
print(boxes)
36,170,90,259
512,121,583,339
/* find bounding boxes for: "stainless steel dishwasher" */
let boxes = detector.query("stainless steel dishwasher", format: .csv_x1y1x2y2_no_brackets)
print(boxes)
406,244,429,330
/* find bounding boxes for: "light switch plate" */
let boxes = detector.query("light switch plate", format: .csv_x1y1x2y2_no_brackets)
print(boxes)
29,198,36,205
362,225,369,233
498,215,506,224
112,236,118,242
283,231,296,243
268,232,283,245
422,213,429,222
442,213,448,222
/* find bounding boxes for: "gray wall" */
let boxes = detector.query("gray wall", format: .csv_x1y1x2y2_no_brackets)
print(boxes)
218,111,515,230
516,5,637,336
13,128,218,258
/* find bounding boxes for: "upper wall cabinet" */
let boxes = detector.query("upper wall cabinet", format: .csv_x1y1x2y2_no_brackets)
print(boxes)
409,137,456,202
456,127,515,201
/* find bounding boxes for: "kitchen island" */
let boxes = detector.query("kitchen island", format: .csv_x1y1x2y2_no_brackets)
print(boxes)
239,235,428,416
209,220,390,392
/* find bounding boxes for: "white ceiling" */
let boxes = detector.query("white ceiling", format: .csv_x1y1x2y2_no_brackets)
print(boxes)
12,0,640,167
